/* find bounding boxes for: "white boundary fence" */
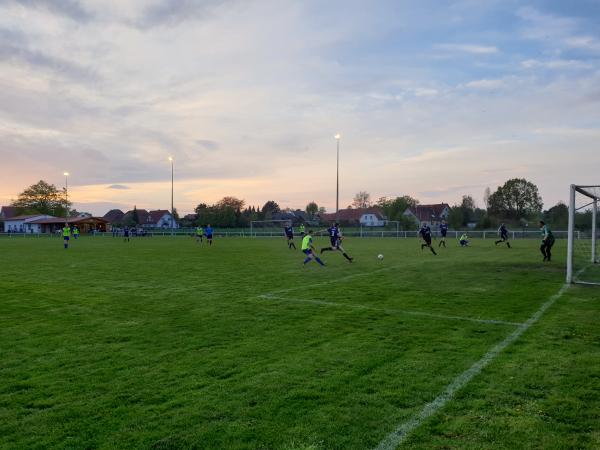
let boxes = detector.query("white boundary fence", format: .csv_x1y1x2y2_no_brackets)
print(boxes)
0,230,579,239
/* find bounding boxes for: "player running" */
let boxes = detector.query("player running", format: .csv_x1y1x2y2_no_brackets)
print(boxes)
320,222,353,262
284,223,296,250
439,220,448,247
495,223,511,248
539,220,555,262
419,224,437,255
73,226,80,240
302,230,325,266
62,223,71,249
195,225,204,244
298,223,306,236
205,224,213,246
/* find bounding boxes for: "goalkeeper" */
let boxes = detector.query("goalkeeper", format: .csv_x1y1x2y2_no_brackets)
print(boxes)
539,221,555,262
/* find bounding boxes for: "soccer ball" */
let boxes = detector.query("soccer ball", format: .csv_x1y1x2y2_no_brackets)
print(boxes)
377,254,384,260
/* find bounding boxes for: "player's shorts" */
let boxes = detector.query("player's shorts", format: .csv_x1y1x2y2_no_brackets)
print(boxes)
330,237,341,247
423,236,432,245
124,232,129,237
74,235,78,239
303,249,312,255
206,234,213,239
287,234,294,240
441,232,447,238
63,236,69,241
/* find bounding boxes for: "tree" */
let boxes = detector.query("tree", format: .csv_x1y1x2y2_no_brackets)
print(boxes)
306,201,319,217
483,187,491,209
216,196,245,211
376,195,419,230
352,191,371,209
11,180,71,216
544,202,569,229
132,206,140,225
261,201,280,219
488,178,543,220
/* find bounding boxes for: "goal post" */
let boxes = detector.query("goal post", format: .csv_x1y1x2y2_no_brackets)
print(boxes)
566,184,599,284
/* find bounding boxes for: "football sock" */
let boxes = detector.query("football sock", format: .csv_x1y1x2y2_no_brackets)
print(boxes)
303,257,311,264
343,252,352,262
430,247,437,255
315,257,325,266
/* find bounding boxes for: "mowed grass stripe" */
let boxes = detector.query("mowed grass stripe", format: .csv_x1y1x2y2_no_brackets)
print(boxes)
1,236,595,449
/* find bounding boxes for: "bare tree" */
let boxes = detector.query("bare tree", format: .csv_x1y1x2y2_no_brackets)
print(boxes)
352,191,372,209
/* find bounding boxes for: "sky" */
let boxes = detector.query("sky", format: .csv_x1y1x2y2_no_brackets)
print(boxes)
1,0,599,216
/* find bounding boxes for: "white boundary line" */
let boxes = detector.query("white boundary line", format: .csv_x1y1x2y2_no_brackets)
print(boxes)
374,276,580,450
258,294,523,327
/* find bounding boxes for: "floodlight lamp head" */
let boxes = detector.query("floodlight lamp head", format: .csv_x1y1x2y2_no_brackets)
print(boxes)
64,172,69,176
334,134,341,140
168,156,173,161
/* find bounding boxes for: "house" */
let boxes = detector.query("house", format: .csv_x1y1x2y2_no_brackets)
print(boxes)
403,203,450,227
3,214,54,233
320,207,386,227
2,214,110,233
0,206,18,220
121,209,178,228
103,209,125,225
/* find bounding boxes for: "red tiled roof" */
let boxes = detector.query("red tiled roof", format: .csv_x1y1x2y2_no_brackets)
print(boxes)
406,203,450,222
28,217,109,224
0,206,18,219
103,209,124,222
148,210,170,223
3,214,48,221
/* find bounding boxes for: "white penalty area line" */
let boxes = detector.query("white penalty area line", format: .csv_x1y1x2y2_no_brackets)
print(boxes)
266,264,403,296
375,274,583,450
257,294,523,327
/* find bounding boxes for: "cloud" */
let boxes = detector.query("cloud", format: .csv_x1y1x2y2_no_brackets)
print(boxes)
521,59,593,70
434,43,498,54
107,184,130,190
463,79,505,89
196,139,219,151
7,0,93,22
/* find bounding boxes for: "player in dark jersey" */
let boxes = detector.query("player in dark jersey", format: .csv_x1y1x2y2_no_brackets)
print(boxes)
284,223,296,250
419,224,437,255
320,222,353,262
123,226,130,242
495,223,511,248
439,220,448,247
539,221,555,262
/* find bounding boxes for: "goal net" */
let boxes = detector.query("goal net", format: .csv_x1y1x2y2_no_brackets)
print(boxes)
250,220,293,237
567,185,599,284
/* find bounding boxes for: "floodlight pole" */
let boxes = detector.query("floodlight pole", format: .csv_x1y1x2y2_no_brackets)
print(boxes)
64,172,70,219
335,134,340,222
169,157,174,236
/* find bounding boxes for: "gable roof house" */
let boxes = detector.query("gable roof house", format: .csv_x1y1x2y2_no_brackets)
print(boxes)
121,209,178,228
403,203,450,227
103,209,125,225
320,207,386,227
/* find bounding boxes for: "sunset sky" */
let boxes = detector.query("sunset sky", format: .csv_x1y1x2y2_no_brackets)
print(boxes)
1,0,599,215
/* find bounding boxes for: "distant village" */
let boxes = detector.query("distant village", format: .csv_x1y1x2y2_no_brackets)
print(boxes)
0,204,451,234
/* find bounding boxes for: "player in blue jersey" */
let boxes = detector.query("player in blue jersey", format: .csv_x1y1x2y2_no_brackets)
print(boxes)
419,224,437,255
205,224,213,246
283,223,296,250
495,223,511,248
320,222,353,262
438,220,448,248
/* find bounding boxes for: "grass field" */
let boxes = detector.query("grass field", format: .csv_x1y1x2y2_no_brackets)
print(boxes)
1,235,598,449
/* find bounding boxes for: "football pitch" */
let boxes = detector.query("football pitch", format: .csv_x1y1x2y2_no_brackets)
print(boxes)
1,236,598,449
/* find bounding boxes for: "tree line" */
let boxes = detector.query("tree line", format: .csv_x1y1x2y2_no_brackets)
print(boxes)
5,178,596,230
